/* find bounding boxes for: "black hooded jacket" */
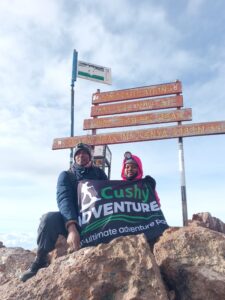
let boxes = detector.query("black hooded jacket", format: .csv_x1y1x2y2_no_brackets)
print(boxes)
56,163,107,225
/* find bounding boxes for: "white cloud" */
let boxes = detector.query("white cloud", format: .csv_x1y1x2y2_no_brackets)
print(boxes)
0,0,61,27
0,232,36,250
187,0,205,15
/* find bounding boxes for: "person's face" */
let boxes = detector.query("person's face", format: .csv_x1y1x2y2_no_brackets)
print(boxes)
75,150,90,166
124,163,138,179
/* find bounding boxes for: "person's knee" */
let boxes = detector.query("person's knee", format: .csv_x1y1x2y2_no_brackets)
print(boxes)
38,212,59,232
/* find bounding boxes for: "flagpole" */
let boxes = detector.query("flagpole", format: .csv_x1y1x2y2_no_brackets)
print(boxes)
70,49,78,167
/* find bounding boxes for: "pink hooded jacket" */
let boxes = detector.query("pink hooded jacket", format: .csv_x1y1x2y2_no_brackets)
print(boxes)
121,153,161,206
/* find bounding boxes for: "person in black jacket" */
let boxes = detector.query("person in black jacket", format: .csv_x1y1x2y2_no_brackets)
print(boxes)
20,143,107,282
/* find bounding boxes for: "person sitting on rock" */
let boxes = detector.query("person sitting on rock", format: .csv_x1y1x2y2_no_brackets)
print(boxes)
121,151,166,248
20,143,107,282
121,151,161,206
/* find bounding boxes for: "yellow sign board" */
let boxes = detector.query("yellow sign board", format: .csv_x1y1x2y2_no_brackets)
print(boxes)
91,95,183,117
53,121,225,149
84,108,192,130
92,81,182,104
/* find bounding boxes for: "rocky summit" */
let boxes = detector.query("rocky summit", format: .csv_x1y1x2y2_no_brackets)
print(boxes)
0,212,225,300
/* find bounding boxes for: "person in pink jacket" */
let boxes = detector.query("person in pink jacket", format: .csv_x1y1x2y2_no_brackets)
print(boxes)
121,151,161,206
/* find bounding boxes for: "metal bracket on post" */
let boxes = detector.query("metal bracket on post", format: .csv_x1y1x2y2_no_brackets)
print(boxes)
91,89,112,178
93,145,112,179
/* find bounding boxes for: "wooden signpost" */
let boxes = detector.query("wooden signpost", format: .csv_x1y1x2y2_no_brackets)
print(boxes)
53,80,225,227
84,108,192,130
92,81,182,103
91,95,183,116
53,120,225,149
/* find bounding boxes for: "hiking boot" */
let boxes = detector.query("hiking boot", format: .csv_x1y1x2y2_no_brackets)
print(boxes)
20,256,49,282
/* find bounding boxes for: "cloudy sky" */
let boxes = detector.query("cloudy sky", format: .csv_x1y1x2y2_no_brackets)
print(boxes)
1,0,225,249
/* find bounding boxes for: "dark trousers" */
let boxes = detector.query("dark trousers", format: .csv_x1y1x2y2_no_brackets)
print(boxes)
36,212,159,255
37,212,67,254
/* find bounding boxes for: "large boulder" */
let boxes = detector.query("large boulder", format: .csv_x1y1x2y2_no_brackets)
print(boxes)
154,225,225,300
0,247,35,285
1,212,225,300
0,234,169,300
190,212,225,234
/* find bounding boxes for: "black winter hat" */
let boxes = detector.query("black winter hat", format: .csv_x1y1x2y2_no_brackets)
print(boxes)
74,143,92,158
